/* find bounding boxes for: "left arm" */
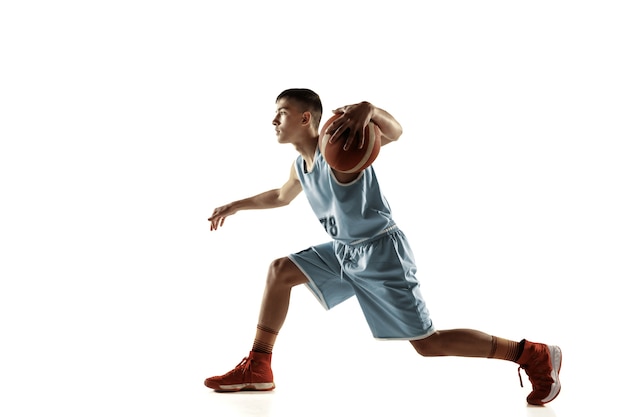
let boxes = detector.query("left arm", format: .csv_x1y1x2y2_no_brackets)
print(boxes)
326,101,403,149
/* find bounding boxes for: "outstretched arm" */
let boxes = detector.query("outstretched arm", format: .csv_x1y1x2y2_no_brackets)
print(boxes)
208,163,302,231
327,101,403,149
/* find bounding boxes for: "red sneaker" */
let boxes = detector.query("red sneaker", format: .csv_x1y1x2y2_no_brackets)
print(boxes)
516,340,562,405
204,351,275,392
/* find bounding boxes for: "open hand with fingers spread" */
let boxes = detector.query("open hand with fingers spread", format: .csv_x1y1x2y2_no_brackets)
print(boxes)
326,101,375,150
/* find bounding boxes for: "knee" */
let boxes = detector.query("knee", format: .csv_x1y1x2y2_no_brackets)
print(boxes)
266,257,304,288
410,333,441,357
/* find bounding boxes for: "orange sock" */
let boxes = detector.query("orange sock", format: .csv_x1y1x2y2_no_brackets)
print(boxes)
488,336,523,362
252,324,279,354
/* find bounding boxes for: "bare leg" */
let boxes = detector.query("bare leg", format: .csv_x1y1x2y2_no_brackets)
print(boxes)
205,257,308,391
252,257,308,353
411,329,522,361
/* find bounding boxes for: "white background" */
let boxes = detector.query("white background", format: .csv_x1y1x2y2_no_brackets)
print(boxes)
1,1,624,416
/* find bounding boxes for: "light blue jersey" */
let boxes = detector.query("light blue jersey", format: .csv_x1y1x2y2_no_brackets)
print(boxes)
294,148,396,244
289,147,435,340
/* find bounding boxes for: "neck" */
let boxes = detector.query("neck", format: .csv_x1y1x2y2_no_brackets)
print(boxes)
293,135,319,168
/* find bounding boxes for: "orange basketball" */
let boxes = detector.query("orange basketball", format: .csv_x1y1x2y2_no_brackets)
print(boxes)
318,113,381,173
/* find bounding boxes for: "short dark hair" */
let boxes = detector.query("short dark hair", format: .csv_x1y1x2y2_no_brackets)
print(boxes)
276,88,323,130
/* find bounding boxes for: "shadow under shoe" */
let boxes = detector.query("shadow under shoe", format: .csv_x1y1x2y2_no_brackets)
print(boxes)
204,351,275,392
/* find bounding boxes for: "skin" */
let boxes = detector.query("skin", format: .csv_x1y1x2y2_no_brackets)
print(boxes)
208,98,494,358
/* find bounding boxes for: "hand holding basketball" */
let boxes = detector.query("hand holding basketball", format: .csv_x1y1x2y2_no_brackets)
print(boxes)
319,111,381,174
326,102,375,149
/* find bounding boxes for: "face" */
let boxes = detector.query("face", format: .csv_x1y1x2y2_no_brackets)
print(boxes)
272,98,305,144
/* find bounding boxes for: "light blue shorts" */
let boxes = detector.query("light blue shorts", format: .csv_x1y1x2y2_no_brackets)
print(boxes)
288,228,435,340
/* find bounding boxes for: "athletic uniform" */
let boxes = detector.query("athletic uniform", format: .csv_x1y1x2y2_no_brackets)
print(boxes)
288,148,435,340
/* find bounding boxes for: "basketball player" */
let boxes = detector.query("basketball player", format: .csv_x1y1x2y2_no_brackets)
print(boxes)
204,88,562,405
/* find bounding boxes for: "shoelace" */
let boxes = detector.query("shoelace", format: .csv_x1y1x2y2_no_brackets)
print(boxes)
223,357,253,377
518,359,553,389
517,366,524,388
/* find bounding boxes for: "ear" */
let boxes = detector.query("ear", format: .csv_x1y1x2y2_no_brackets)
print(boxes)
301,111,311,126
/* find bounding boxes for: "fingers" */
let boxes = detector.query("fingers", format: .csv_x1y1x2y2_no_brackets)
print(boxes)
208,216,225,231
327,104,369,150
357,126,366,149
208,206,229,231
342,128,361,151
328,121,347,146
327,113,352,149
326,112,346,141
327,117,363,150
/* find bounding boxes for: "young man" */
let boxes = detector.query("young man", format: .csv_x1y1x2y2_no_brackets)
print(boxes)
205,88,562,405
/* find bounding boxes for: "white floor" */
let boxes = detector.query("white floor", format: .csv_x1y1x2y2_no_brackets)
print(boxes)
198,343,605,417
3,289,617,417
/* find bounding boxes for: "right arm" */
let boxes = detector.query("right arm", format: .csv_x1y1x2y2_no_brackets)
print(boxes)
208,163,302,231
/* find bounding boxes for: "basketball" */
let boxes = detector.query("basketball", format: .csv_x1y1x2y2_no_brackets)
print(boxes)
318,113,382,173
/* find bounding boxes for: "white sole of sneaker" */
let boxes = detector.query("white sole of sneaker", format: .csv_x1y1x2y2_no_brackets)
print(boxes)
542,345,562,404
217,382,275,392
